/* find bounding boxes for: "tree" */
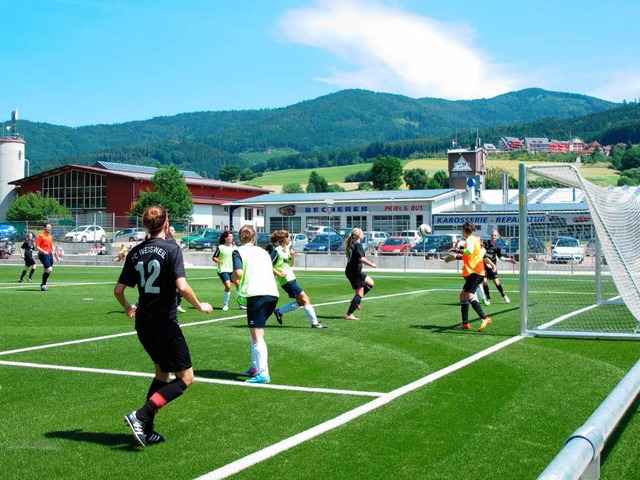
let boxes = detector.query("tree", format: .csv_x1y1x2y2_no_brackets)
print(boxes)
403,168,429,189
370,155,403,190
239,168,256,181
219,165,241,182
432,170,450,188
282,183,304,193
130,165,193,222
484,167,518,189
306,171,330,193
6,192,72,222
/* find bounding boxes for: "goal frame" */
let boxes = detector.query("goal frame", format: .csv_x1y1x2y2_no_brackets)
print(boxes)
518,162,640,340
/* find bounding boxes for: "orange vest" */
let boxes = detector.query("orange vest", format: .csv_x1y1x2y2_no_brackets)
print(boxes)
36,233,54,254
462,235,485,277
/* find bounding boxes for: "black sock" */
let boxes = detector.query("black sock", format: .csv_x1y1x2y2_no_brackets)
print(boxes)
136,378,188,423
470,299,487,319
483,284,490,299
144,378,169,433
347,295,362,315
363,284,372,296
28,269,35,279
41,271,50,286
20,270,26,280
461,301,470,324
496,284,505,296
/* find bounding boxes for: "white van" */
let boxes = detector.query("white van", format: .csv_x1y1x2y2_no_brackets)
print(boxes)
398,230,421,247
367,231,390,249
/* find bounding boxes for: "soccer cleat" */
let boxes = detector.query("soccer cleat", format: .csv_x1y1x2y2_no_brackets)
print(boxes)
245,374,270,384
18,279,23,283
311,322,328,329
503,295,511,304
478,317,492,332
454,323,471,330
124,411,147,447
274,309,283,325
238,304,247,310
222,304,229,311
146,431,166,445
483,298,491,306
176,305,186,313
27,278,33,283
40,285,48,291
344,314,360,321
244,366,258,377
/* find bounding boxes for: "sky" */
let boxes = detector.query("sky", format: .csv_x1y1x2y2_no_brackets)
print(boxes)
1,0,639,127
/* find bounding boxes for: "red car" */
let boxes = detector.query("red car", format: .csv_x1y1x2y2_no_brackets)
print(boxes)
378,236,413,255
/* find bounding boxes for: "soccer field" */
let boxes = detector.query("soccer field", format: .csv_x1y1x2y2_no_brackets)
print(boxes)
0,265,638,479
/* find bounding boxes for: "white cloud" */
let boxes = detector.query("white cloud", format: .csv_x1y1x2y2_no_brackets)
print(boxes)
588,69,640,103
278,0,521,100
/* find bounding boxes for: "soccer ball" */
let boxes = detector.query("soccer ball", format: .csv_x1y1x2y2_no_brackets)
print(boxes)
418,224,432,237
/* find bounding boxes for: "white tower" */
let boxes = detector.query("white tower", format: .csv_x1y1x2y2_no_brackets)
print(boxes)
0,109,26,221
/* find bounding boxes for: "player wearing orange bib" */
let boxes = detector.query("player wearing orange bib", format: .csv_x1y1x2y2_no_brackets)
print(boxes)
452,222,492,331
35,223,55,291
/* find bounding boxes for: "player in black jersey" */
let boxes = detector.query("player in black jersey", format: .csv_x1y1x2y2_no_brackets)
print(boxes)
18,232,37,283
114,206,212,447
343,228,377,320
481,230,517,305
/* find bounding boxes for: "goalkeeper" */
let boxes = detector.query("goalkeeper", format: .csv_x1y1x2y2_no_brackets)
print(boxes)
444,222,492,331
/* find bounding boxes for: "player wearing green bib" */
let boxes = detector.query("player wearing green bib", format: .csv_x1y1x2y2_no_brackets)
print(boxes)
211,231,242,311
269,230,327,329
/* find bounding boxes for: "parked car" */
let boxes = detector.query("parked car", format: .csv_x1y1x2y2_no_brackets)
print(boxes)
397,230,421,247
182,228,220,248
191,230,222,250
502,236,546,261
514,237,546,261
551,236,583,263
110,227,146,243
290,233,309,251
255,232,272,249
64,225,107,243
413,234,453,258
303,225,339,239
379,236,413,255
303,233,343,253
366,231,390,249
0,224,17,240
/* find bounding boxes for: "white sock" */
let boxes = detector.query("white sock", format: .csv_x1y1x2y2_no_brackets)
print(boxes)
280,301,299,315
476,287,485,301
223,290,231,306
254,339,269,377
303,304,318,326
250,339,258,370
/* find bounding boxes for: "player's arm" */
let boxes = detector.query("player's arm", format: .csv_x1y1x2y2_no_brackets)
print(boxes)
176,277,212,313
211,247,222,265
231,250,243,284
114,283,137,318
360,256,377,268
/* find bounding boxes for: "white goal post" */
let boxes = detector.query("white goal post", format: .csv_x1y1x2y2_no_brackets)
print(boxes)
519,162,640,339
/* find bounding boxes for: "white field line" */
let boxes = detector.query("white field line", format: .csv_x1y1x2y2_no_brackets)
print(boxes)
196,335,526,480
0,360,383,397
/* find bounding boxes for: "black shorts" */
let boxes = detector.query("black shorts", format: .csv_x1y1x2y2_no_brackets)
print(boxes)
463,273,485,294
24,256,36,267
346,270,367,290
485,267,498,281
135,320,192,373
282,280,304,299
246,295,278,329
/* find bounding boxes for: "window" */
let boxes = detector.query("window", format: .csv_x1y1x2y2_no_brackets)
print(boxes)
244,208,253,221
42,170,106,211
269,217,302,233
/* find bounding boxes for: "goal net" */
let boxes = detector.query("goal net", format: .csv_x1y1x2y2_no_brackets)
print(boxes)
519,163,640,339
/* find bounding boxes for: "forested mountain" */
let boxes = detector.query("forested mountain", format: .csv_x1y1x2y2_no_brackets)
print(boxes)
14,88,620,176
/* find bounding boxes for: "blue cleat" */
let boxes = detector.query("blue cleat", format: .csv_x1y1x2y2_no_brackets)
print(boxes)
245,374,270,384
